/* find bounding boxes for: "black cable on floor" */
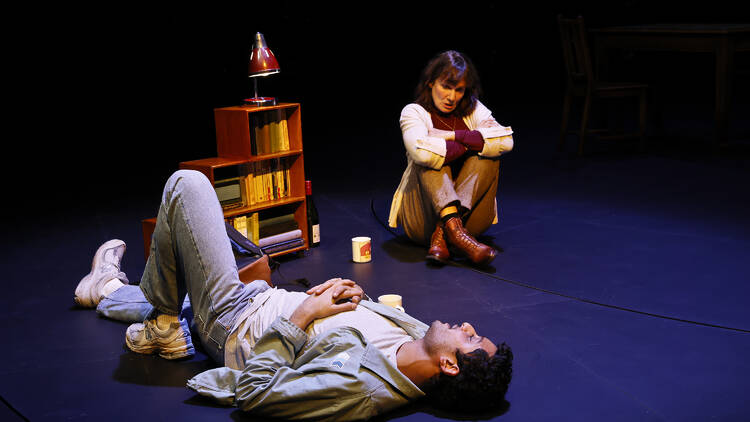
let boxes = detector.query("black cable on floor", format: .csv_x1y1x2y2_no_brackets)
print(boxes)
0,394,30,422
370,199,750,334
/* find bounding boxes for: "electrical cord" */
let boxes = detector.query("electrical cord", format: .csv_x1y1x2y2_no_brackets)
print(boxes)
0,394,29,422
370,199,750,334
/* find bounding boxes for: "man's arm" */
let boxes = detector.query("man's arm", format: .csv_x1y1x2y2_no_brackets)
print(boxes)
288,278,362,330
234,279,381,420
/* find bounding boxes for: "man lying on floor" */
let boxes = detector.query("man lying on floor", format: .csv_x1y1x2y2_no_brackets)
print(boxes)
73,170,513,421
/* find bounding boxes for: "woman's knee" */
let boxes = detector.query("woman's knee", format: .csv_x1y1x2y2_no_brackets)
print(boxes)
468,156,500,177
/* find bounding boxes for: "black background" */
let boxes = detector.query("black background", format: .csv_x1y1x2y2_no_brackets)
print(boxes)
8,1,746,219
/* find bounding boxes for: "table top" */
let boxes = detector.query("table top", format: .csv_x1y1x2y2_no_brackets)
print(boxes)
591,23,750,35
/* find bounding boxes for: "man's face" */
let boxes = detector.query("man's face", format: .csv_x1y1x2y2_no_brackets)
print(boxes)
423,320,498,357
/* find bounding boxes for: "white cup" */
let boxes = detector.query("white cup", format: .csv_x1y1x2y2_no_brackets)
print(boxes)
352,236,372,263
378,294,404,312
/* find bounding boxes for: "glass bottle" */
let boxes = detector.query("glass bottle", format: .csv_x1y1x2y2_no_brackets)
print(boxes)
305,180,320,247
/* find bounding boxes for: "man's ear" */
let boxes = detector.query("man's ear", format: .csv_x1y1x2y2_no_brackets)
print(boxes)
439,355,459,376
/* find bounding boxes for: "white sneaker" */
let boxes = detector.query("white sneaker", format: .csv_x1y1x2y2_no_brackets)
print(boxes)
125,316,195,360
74,239,128,308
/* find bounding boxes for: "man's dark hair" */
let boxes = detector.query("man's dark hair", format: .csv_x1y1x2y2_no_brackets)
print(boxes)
414,50,482,118
421,343,513,413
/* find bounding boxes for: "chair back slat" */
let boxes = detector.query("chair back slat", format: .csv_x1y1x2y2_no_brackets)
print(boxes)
558,15,594,84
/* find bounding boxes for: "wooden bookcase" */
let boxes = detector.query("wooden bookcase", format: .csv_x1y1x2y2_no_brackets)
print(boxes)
142,103,308,259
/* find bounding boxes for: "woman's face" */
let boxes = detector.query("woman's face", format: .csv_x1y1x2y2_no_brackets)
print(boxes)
429,76,466,114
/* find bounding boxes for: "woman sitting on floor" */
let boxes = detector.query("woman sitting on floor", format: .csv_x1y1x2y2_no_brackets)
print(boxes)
388,50,514,265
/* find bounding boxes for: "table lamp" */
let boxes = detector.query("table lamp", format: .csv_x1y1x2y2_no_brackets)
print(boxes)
244,32,280,106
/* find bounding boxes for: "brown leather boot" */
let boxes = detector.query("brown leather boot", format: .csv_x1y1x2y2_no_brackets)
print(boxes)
426,223,450,263
443,216,496,265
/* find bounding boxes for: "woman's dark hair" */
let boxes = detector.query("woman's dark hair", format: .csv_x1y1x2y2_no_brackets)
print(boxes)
414,50,482,118
421,342,513,413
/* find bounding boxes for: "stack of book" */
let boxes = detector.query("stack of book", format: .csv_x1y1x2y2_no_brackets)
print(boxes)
229,213,259,243
247,158,291,205
227,212,304,254
258,212,303,254
250,109,291,155
212,158,292,212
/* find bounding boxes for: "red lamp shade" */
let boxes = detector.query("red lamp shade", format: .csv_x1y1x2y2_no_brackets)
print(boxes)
249,32,280,77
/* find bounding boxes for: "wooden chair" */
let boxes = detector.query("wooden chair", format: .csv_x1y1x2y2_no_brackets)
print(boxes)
558,15,648,155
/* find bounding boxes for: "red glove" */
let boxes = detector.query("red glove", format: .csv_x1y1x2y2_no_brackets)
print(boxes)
444,140,467,163
455,130,484,151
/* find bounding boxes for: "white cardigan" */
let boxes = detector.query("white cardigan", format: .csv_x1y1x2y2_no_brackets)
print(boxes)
388,101,514,228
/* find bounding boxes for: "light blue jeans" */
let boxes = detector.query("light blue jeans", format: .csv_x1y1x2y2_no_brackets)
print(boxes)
398,155,500,245
97,170,269,364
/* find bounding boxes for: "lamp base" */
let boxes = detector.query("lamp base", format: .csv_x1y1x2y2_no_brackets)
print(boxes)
243,96,277,106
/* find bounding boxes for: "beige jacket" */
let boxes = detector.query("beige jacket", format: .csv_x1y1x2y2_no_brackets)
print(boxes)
187,301,428,421
388,101,514,227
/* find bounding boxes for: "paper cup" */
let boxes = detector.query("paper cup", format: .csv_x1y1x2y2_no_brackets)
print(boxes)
352,236,371,263
378,294,404,312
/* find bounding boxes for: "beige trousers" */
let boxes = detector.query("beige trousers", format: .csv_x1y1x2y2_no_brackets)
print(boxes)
397,155,500,245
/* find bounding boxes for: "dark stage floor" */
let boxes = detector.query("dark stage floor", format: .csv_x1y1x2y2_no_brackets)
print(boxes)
2,105,750,421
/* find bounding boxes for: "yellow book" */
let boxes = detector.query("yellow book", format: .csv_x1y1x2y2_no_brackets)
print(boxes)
281,117,290,151
251,114,263,155
233,215,248,238
258,161,267,202
253,162,263,204
274,109,287,153
269,113,280,153
272,158,284,199
239,176,248,207
264,161,273,201
249,212,260,244
284,161,291,197
260,112,271,155
278,158,287,198
243,174,255,206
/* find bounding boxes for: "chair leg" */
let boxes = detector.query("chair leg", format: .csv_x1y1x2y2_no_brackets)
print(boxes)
559,88,572,151
578,92,592,156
